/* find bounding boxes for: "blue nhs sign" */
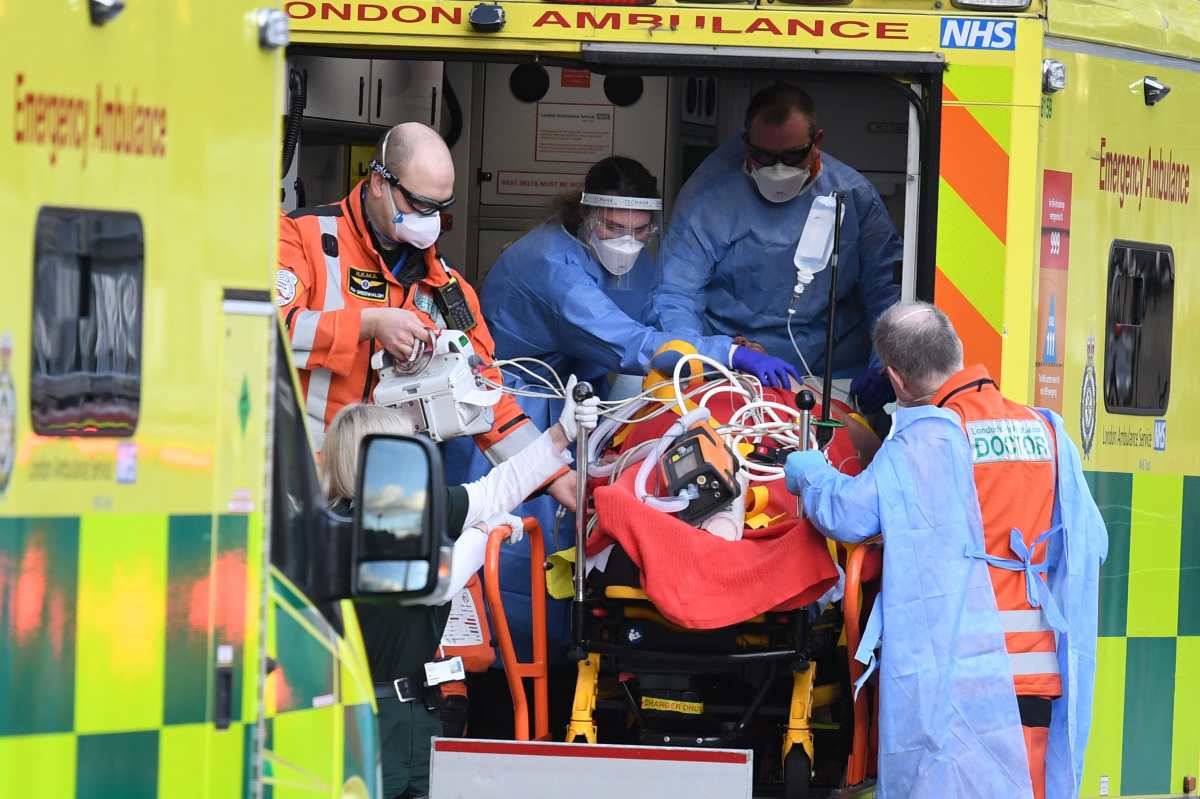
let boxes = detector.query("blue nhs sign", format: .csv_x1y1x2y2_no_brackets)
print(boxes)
940,17,1017,50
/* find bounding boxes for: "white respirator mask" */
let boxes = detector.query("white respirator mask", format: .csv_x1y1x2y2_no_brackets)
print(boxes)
384,186,442,250
588,232,644,276
579,190,663,277
750,163,812,204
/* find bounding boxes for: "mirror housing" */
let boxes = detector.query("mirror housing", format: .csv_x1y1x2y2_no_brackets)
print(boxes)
351,433,449,601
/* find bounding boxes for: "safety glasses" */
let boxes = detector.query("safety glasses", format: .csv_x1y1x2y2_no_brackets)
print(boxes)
369,159,456,217
742,133,815,168
598,216,658,241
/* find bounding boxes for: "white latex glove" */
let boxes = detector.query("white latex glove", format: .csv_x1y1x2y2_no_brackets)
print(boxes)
473,512,527,545
559,374,600,440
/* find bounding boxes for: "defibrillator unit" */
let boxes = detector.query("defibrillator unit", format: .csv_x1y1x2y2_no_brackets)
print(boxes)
372,330,500,441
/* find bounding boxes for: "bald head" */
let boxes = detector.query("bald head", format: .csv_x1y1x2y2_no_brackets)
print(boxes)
872,301,964,403
365,123,454,247
374,122,454,199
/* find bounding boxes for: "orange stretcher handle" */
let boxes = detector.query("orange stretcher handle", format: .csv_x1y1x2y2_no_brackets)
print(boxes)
843,537,881,787
483,518,549,741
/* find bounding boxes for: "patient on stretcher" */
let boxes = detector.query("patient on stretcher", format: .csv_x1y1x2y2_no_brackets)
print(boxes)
570,344,881,631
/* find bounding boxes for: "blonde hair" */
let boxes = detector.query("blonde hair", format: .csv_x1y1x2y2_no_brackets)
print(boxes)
323,404,416,502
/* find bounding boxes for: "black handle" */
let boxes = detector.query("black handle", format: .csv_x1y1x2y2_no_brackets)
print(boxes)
376,78,383,119
572,380,594,402
796,389,816,412
214,663,233,730
358,76,365,116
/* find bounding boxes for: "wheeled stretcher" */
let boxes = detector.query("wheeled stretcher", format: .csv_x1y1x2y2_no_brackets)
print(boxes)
479,365,886,798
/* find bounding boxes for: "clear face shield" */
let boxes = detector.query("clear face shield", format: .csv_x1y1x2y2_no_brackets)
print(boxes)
579,192,663,281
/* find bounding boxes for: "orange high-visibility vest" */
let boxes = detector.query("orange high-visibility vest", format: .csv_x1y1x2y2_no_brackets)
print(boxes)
277,181,537,460
934,365,1062,699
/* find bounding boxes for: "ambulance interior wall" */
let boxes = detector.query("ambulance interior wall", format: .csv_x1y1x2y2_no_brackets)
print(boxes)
288,56,911,288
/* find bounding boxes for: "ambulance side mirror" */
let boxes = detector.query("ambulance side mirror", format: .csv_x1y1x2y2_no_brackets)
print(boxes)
351,434,448,601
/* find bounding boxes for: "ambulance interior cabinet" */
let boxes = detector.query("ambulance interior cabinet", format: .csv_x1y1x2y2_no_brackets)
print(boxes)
291,56,443,128
292,55,372,124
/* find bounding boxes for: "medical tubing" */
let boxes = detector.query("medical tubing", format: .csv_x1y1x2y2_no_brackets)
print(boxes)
786,311,818,380
818,193,844,448
634,407,711,513
672,353,741,414
607,439,657,484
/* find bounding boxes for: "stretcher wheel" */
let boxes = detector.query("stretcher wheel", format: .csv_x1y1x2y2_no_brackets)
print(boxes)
783,746,811,799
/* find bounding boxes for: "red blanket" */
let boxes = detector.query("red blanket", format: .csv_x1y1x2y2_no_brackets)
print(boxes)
587,389,859,630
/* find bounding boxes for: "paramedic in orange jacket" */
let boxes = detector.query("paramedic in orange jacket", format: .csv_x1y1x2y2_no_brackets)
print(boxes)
277,122,575,508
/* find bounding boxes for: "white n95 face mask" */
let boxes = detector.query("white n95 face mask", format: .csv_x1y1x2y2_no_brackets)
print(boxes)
750,163,812,204
385,187,442,249
589,232,644,276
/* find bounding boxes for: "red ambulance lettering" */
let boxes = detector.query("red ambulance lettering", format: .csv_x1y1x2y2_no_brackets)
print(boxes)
788,19,823,37
831,20,869,38
713,16,739,34
285,1,316,19
357,3,387,21
321,3,351,21
578,11,620,30
392,5,425,23
628,13,662,28
745,17,782,36
533,10,571,28
877,21,909,39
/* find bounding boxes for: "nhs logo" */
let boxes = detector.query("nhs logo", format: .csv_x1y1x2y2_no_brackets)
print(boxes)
940,17,1017,50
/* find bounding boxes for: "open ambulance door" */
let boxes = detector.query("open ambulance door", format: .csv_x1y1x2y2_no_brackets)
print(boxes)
284,46,944,306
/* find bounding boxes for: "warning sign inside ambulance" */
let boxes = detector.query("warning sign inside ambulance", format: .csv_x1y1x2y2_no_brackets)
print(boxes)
286,1,952,53
430,739,753,799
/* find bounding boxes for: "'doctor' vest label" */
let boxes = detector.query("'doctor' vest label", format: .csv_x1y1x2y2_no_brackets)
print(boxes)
967,419,1052,464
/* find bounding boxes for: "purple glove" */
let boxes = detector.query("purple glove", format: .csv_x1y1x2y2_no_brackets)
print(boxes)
731,346,801,389
850,366,896,413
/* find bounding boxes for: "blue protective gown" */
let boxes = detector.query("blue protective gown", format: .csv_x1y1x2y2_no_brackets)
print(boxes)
483,222,734,383
790,405,1107,799
445,222,734,660
654,136,902,378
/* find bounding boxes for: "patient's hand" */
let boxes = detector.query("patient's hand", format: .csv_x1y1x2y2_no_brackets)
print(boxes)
733,335,766,353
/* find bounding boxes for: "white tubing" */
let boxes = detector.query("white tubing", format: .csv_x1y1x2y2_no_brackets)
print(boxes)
635,407,711,513
672,353,742,414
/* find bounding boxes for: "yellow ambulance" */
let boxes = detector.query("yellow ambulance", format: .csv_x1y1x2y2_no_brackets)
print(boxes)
3,3,454,797
282,1,1198,793
4,0,1198,797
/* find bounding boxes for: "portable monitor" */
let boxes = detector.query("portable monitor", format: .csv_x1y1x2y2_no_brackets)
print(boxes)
659,425,741,525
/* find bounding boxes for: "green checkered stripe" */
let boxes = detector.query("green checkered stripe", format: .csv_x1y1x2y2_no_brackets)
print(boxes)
0,514,260,798
1080,472,1200,798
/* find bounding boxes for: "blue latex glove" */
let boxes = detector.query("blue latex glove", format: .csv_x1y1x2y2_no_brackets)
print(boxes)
785,450,828,496
649,349,684,375
731,346,801,389
850,366,896,414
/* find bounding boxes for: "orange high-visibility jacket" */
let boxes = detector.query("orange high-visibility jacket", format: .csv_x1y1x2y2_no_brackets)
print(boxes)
934,365,1062,699
277,181,540,461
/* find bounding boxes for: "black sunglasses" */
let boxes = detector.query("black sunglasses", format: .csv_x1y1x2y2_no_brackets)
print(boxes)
370,160,456,216
742,133,815,168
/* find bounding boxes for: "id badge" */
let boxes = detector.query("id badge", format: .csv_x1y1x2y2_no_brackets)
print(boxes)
424,656,466,687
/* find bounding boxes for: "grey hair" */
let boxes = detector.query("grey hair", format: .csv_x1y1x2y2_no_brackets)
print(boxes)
872,301,963,394
323,404,415,503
